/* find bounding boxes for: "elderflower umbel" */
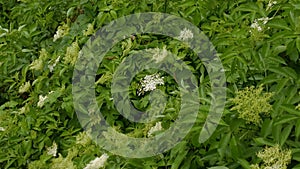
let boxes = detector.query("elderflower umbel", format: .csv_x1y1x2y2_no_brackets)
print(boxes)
37,95,48,108
147,122,163,137
84,154,109,169
48,56,60,72
250,145,291,169
30,49,49,71
64,41,80,66
266,0,277,11
47,142,58,157
230,85,273,125
178,28,193,41
137,73,164,96
250,17,272,33
147,46,168,63
76,130,92,146
19,81,31,93
53,23,69,42
257,17,271,25
250,20,263,32
83,23,95,36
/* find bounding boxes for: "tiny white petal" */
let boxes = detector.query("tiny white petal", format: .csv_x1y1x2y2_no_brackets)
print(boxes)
37,95,48,108
137,73,164,96
178,28,193,41
84,154,109,169
47,142,57,157
148,122,163,137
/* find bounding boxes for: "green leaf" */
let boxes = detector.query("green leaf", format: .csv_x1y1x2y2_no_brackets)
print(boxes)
275,78,289,94
170,141,188,169
261,119,273,138
218,132,231,159
237,158,251,169
267,19,292,31
295,119,300,139
286,39,300,62
230,135,240,159
280,105,300,116
254,137,275,146
208,167,229,169
274,115,299,126
269,66,297,79
280,124,293,146
297,37,300,53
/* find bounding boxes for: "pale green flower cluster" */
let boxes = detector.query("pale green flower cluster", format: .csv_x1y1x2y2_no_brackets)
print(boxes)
230,85,273,124
266,0,277,11
28,129,106,169
76,130,92,146
30,48,48,71
83,23,95,36
48,56,60,72
47,142,58,157
49,152,77,169
148,46,168,63
83,154,109,169
19,81,31,93
147,122,163,137
28,150,77,169
137,73,164,96
177,28,193,41
64,41,80,66
250,145,292,169
37,95,48,108
53,22,69,42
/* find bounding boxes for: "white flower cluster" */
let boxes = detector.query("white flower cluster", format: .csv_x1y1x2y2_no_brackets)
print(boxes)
53,23,69,42
47,142,57,157
137,73,164,96
178,28,193,41
84,154,109,169
83,23,95,36
37,95,48,108
76,130,92,146
250,17,271,33
37,91,54,108
0,127,5,132
147,122,163,137
19,81,31,93
147,46,168,63
30,48,48,71
48,56,60,72
251,144,292,169
64,41,80,66
266,0,277,11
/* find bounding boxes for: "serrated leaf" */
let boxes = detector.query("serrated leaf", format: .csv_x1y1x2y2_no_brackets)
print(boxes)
280,105,300,116
274,115,299,126
269,66,297,79
280,124,293,146
237,158,251,169
297,37,300,53
261,119,273,138
268,19,292,30
254,137,275,146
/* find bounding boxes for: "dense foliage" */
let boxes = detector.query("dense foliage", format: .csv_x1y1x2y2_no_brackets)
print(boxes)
1,0,300,168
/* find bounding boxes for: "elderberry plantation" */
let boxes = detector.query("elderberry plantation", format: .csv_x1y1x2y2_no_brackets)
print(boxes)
0,0,300,168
